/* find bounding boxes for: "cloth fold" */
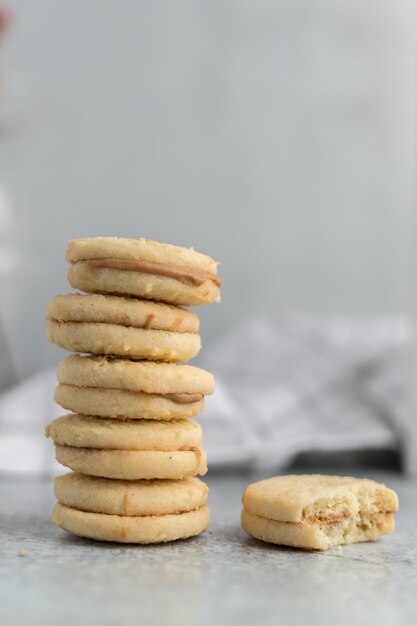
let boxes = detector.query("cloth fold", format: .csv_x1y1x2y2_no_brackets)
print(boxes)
0,315,410,475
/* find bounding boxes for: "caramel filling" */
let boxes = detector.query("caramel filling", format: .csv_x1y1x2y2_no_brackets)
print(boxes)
122,494,130,516
82,258,222,288
62,384,203,404
306,510,393,526
57,444,202,457
145,313,155,329
51,317,193,333
158,392,203,404
179,446,203,471
56,444,205,476
247,509,395,527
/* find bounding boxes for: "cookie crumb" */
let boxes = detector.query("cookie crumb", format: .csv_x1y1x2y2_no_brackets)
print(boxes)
18,549,28,557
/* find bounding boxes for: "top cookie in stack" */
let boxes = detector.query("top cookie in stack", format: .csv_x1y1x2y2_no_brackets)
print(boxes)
66,237,221,306
45,237,221,544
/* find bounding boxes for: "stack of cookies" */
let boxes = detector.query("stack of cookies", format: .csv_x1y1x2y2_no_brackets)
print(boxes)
45,237,221,543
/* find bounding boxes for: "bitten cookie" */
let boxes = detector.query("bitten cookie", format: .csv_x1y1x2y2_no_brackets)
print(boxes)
46,293,201,362
52,471,209,543
54,355,214,420
46,414,207,479
66,237,221,306
241,474,398,551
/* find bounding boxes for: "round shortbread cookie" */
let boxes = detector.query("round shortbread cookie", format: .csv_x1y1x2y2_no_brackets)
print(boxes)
54,445,207,480
55,473,208,516
241,475,398,550
57,355,214,394
46,294,200,332
45,414,202,450
54,384,204,420
66,237,221,306
46,294,200,361
54,355,213,419
52,502,210,543
47,321,201,362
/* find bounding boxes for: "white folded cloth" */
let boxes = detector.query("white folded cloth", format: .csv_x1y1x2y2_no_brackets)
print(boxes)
0,315,409,475
200,315,408,470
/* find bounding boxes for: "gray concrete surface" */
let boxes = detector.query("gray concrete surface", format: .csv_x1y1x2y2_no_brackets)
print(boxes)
0,471,416,626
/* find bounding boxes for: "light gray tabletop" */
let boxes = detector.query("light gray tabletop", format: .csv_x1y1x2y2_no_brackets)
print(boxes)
1,470,416,626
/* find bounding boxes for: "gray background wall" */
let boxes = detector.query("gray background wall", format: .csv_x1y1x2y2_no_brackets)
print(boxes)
0,0,415,381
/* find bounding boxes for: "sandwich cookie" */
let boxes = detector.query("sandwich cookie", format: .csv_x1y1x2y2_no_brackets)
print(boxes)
52,474,209,543
46,293,201,362
54,473,208,516
241,475,398,551
54,355,214,420
66,237,222,306
46,414,207,479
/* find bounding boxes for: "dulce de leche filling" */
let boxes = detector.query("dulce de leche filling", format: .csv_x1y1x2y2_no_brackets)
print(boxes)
61,384,204,404
82,258,222,288
158,392,204,404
